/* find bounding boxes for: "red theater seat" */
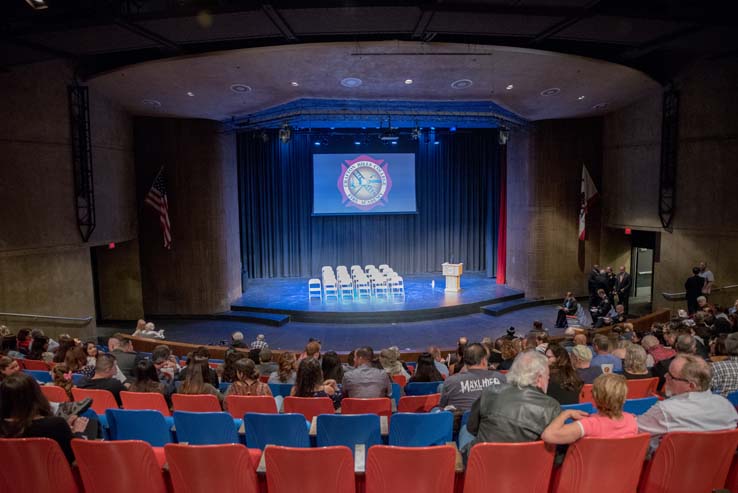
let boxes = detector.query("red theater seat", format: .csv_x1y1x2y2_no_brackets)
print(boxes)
22,359,51,371
366,445,455,493
0,438,79,493
397,393,440,412
464,441,554,493
225,395,278,418
283,396,334,421
121,391,171,416
72,388,119,414
341,397,392,417
172,393,222,412
41,385,70,402
625,377,658,399
165,443,260,493
265,445,355,493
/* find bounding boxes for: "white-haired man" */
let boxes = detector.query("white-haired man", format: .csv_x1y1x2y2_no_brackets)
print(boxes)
465,350,561,451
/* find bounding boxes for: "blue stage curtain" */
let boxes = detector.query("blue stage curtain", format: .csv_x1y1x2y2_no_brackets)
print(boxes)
237,130,500,282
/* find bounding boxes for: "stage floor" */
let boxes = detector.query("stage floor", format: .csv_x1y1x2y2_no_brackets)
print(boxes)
233,272,524,323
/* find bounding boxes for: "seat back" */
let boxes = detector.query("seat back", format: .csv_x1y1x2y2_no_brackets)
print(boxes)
120,391,171,416
553,434,650,493
41,385,70,402
71,439,167,493
366,445,455,493
265,445,355,493
243,413,310,450
639,429,738,493
24,369,52,383
22,359,50,371
173,411,239,445
578,384,594,404
391,374,407,386
341,398,392,417
625,377,658,398
397,393,440,412
622,396,658,415
560,402,596,414
464,441,554,493
268,382,294,398
165,443,259,493
283,396,334,421
388,411,453,446
404,381,442,396
105,409,173,446
225,395,278,418
0,438,79,493
171,393,222,412
72,388,119,414
316,414,382,451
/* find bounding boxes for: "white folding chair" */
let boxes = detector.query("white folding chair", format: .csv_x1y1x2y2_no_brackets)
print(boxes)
356,277,372,298
323,275,338,300
339,277,354,300
308,278,322,300
389,276,405,297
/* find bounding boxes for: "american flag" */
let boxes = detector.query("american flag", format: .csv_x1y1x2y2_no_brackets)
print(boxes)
145,168,172,249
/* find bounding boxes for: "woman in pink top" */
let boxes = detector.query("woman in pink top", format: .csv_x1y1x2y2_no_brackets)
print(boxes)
541,373,638,444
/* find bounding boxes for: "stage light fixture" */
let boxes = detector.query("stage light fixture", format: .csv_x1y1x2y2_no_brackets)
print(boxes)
354,140,361,145
25,0,48,10
278,124,292,144
434,140,440,145
314,140,321,146
450,126,457,132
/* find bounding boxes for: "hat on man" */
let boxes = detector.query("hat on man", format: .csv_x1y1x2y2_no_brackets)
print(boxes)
571,344,593,362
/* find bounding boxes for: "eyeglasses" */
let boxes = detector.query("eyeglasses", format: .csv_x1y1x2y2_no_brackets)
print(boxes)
666,371,691,383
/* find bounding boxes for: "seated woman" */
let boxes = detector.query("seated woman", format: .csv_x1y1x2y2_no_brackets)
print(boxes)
220,350,248,383
178,358,223,404
0,356,21,381
407,352,443,383
65,346,95,380
379,348,410,380
545,343,583,405
129,360,174,401
84,341,98,367
541,373,638,444
321,351,344,385
556,292,579,328
50,364,75,401
269,351,297,384
622,344,653,379
0,372,88,463
27,336,49,361
291,358,342,409
16,329,32,356
498,339,519,371
225,358,272,397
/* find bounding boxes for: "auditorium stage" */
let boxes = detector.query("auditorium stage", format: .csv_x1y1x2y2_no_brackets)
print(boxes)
230,272,524,323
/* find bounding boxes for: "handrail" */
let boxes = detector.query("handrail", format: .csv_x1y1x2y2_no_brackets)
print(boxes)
662,284,738,301
0,312,93,323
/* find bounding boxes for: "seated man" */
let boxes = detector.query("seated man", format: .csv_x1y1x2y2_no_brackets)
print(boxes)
342,347,392,398
78,353,127,405
589,289,612,327
440,343,506,413
711,332,738,396
590,334,623,372
465,350,560,453
638,354,738,452
571,344,603,384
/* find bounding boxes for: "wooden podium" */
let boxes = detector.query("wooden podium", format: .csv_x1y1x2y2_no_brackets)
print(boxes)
442,262,463,293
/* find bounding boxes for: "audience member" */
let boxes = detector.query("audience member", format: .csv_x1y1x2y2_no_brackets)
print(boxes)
542,373,637,444
53,335,76,364
302,340,321,361
545,343,583,405
623,345,653,379
466,350,560,451
0,373,89,463
448,336,468,374
342,347,391,398
179,358,223,403
64,346,95,379
590,334,623,372
428,346,450,377
111,336,139,379
292,358,341,409
269,351,297,384
408,352,444,383
379,348,410,379
78,354,126,405
230,331,247,348
590,289,612,328
225,358,272,397
571,345,603,384
27,336,49,361
498,338,519,371
699,261,715,295
178,347,219,388
15,328,32,355
555,292,579,329
0,356,21,381
641,334,674,367
614,266,633,314
638,354,738,452
250,334,269,350
133,321,165,339
653,333,697,392
711,332,738,396
440,343,506,413
257,348,279,376
129,359,173,400
221,350,248,383
50,364,75,401
84,341,98,367
685,267,706,315
320,351,345,384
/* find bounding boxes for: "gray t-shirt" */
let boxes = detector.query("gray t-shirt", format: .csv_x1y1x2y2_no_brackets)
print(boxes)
439,368,506,411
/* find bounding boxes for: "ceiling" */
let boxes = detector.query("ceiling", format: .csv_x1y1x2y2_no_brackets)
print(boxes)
4,0,736,125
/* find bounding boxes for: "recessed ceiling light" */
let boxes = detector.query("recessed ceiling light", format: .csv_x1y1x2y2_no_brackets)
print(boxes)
506,84,514,90
451,79,473,89
592,103,609,110
186,91,195,97
340,77,363,88
142,99,161,108
540,88,561,96
230,84,252,93
404,79,413,85
578,95,586,100
290,81,299,87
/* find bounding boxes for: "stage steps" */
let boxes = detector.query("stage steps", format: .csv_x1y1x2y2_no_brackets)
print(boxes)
480,298,543,316
215,310,290,327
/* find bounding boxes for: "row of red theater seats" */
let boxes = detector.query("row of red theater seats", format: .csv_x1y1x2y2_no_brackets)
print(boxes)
2,429,738,493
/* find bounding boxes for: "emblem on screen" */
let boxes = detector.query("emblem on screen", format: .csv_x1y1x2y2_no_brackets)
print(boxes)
337,155,393,211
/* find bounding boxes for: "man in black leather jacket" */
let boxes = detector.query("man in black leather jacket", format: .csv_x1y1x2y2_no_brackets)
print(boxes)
464,350,561,454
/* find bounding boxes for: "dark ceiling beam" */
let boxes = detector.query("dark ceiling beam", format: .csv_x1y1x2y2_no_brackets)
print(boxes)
1,35,77,61
112,17,181,53
529,0,601,45
261,4,297,42
619,25,704,61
